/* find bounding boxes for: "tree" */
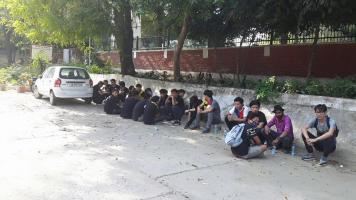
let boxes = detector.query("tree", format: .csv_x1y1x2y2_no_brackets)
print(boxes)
109,0,136,75
0,2,17,65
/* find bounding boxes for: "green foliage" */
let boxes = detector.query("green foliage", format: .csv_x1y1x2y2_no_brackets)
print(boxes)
282,80,302,94
324,78,356,99
0,67,11,84
86,65,113,74
304,79,325,95
30,54,49,76
255,76,281,103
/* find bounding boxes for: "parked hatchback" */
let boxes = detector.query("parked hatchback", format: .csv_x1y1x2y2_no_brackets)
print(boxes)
32,66,93,105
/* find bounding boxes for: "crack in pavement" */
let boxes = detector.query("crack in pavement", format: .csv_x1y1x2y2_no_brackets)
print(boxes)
154,160,237,181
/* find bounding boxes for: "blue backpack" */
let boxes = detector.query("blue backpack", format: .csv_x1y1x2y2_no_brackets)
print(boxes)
225,123,245,147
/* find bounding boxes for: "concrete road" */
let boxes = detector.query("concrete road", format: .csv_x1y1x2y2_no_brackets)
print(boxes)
0,90,355,200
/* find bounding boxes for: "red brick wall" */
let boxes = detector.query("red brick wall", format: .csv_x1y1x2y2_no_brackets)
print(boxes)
97,43,356,78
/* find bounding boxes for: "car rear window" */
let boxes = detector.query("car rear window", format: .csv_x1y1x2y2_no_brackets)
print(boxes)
59,68,90,79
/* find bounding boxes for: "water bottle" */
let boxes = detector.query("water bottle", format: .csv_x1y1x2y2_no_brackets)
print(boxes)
213,124,221,134
271,146,276,156
291,144,296,156
223,129,228,136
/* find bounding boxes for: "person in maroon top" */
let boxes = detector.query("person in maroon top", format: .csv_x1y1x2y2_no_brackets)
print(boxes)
264,105,294,152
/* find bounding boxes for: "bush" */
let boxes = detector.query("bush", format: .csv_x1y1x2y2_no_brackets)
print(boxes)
86,65,113,74
31,54,49,76
0,67,11,84
282,80,303,94
325,78,356,99
256,76,281,103
304,79,325,95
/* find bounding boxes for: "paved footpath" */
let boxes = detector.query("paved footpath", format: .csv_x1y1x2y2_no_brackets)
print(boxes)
0,90,355,200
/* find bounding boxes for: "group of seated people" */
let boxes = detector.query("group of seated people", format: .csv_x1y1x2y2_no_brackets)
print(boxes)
224,98,338,166
93,79,339,166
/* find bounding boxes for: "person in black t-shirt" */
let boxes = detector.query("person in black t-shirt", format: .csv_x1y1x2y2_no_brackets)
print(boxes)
103,90,121,114
168,89,185,125
132,91,152,121
230,112,268,159
102,80,111,98
158,89,168,108
184,95,203,129
143,96,160,125
110,79,120,93
120,90,139,119
248,100,268,144
248,100,267,128
118,81,129,102
92,81,105,104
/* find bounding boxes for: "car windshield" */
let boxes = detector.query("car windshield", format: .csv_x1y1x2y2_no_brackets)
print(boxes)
59,68,89,79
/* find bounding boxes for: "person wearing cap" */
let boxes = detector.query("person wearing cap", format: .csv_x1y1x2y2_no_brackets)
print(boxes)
264,105,294,152
191,89,221,133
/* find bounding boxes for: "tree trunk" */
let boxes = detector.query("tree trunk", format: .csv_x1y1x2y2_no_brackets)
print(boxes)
4,28,15,65
173,13,191,81
113,0,135,75
234,33,246,84
307,25,320,78
269,31,274,46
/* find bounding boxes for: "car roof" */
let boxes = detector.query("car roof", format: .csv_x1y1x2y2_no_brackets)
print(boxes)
49,66,87,69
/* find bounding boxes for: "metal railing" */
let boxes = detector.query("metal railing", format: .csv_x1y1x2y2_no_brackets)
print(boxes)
131,24,356,50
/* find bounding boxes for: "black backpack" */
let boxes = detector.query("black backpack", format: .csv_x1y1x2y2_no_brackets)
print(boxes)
313,116,339,137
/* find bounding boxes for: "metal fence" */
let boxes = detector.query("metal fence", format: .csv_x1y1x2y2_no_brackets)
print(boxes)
132,24,356,50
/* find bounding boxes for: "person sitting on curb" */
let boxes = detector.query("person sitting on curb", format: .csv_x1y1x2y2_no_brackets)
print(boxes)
301,104,339,166
118,81,129,102
120,90,139,119
171,89,185,125
191,90,221,133
143,96,160,125
110,79,120,93
230,112,268,159
135,84,145,100
92,81,104,104
264,105,294,152
184,95,203,129
225,97,249,130
103,89,121,114
248,100,267,129
132,91,152,121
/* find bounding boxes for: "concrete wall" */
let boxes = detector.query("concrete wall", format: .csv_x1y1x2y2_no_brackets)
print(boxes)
91,74,356,145
96,43,356,78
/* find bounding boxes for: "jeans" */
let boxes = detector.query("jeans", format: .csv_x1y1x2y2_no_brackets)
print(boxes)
224,116,243,130
172,106,184,121
194,111,221,129
185,111,197,128
302,131,336,157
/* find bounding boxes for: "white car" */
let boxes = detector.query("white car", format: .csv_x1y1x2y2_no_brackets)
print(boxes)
32,66,93,105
